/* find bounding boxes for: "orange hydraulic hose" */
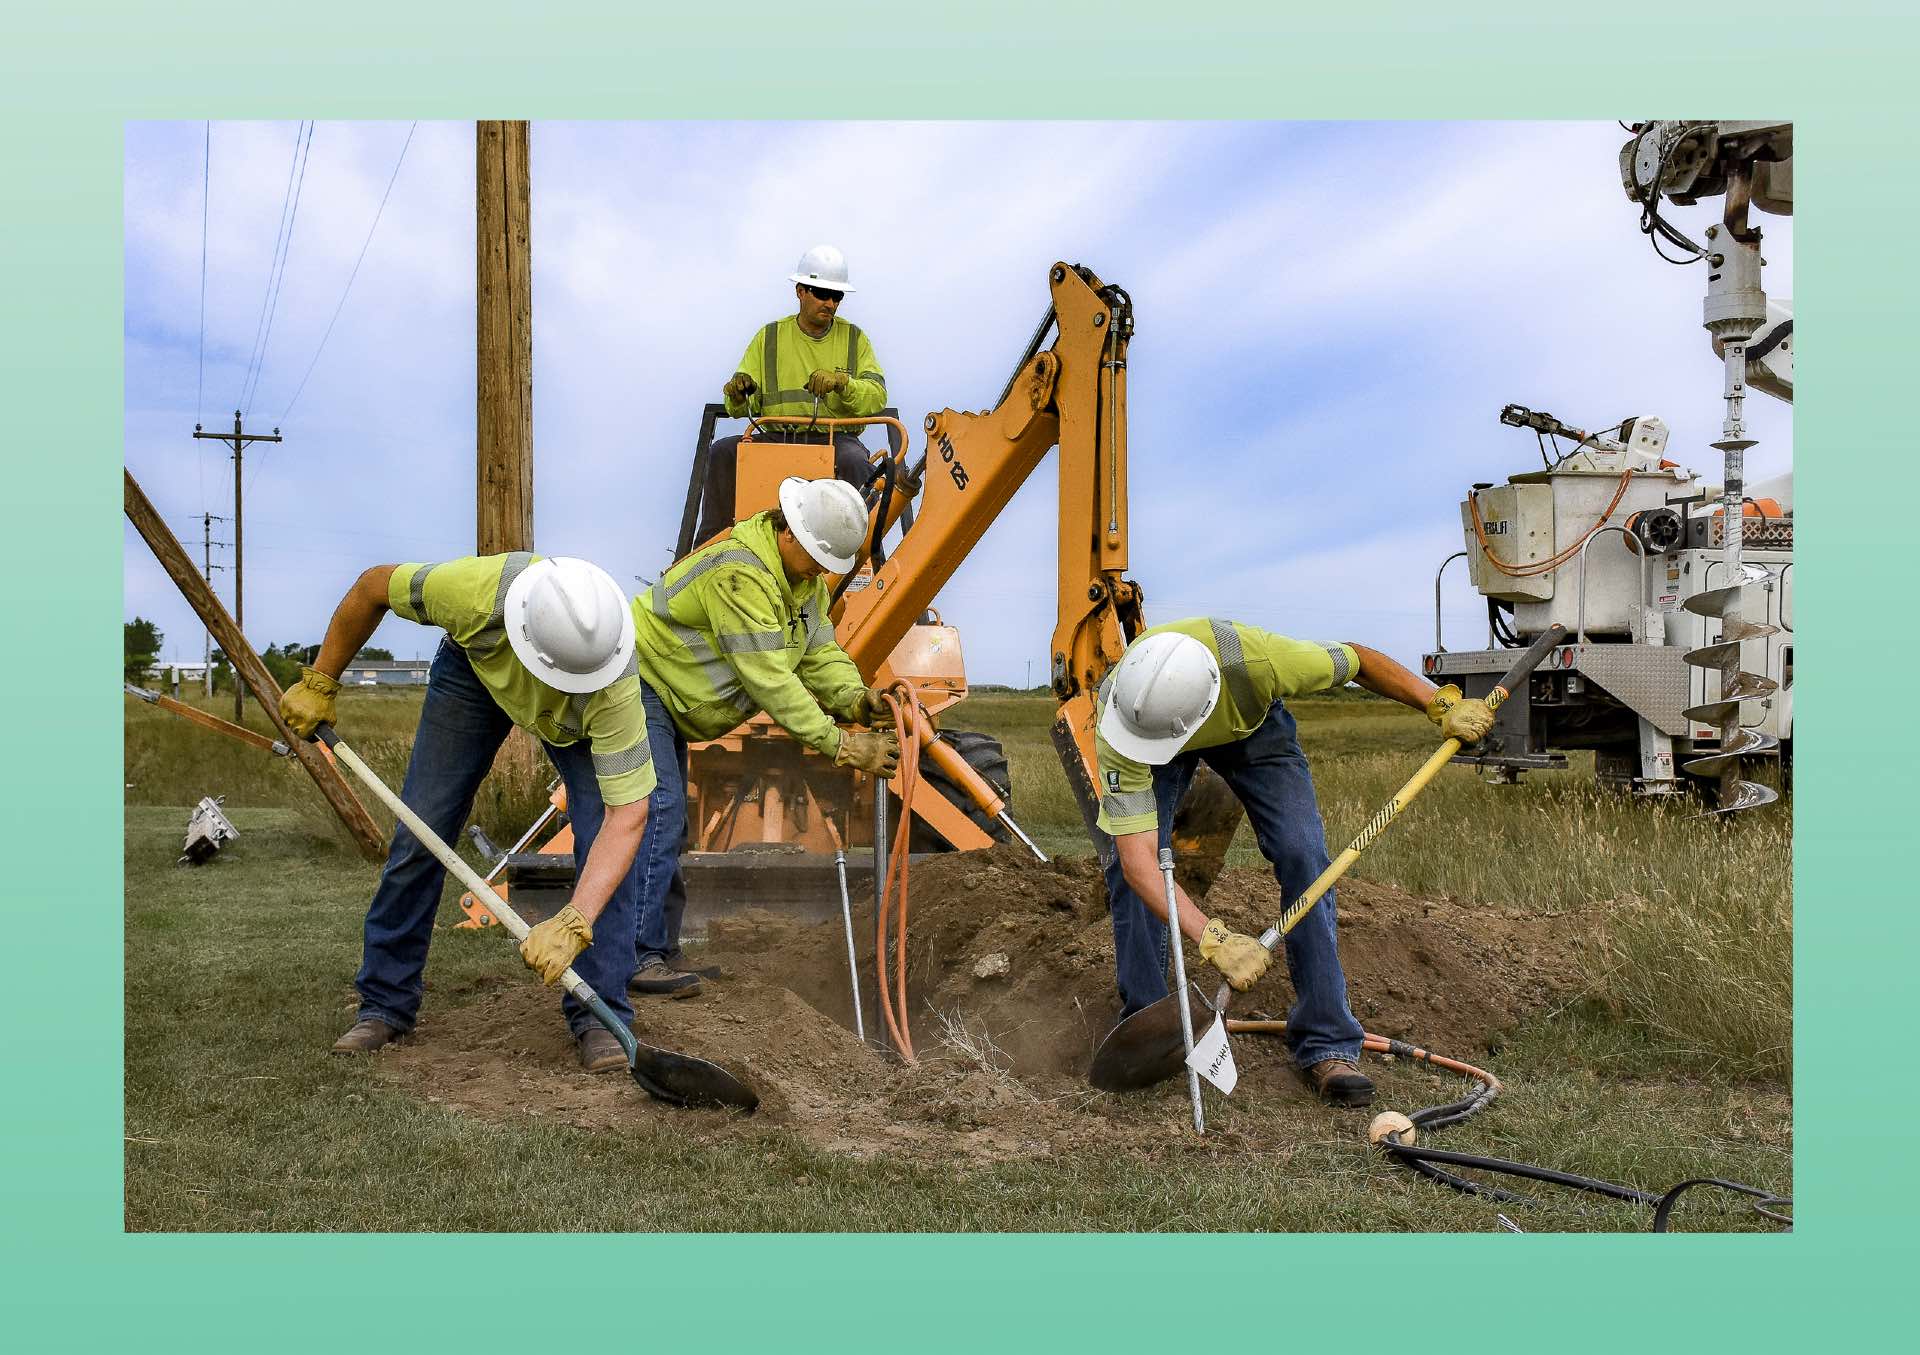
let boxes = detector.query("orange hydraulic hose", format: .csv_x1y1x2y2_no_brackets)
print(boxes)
1467,466,1637,578
1224,1020,1502,1097
877,686,923,1062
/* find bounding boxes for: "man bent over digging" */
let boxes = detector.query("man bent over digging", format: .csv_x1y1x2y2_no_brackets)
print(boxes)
279,553,657,1073
1093,620,1493,1106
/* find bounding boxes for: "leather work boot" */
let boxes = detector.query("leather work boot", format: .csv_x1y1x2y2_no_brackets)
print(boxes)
628,959,702,999
1302,1057,1375,1107
576,1027,627,1074
331,1018,403,1055
664,948,723,981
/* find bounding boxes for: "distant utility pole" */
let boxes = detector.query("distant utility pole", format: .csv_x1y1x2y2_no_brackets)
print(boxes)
476,120,533,553
194,410,280,721
200,511,229,697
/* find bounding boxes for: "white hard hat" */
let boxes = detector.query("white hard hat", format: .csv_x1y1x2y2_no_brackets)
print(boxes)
1097,632,1222,765
777,476,870,573
789,243,855,294
504,557,636,694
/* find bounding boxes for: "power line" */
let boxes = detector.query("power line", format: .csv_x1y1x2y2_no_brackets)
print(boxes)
196,121,209,429
243,120,314,417
236,121,307,414
278,121,417,424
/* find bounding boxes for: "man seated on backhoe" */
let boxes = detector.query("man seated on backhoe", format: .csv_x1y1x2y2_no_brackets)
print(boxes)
626,475,903,996
695,244,901,544
1093,621,1494,1107
277,554,660,1073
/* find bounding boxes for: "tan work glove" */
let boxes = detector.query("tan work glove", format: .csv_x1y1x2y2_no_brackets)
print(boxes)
278,665,341,738
722,372,757,405
805,368,849,398
848,685,895,727
519,904,593,986
1198,918,1271,991
1424,683,1495,744
834,728,901,779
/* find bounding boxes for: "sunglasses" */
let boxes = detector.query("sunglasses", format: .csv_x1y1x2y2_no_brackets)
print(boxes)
801,284,845,304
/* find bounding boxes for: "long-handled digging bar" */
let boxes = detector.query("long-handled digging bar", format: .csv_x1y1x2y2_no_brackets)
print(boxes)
1087,624,1566,1093
1161,846,1205,1134
314,724,759,1112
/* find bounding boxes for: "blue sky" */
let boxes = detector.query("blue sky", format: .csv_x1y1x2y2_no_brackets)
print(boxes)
123,120,1793,684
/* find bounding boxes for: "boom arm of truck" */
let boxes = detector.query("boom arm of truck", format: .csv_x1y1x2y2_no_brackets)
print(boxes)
830,262,1147,847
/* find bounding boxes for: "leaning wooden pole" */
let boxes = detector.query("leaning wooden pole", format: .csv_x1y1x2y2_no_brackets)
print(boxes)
124,467,387,861
476,119,533,554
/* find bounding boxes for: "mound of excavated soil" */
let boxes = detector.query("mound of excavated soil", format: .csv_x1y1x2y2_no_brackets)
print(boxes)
378,845,1587,1162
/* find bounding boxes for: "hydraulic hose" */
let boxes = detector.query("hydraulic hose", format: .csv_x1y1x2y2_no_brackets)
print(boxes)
1226,1020,1789,1232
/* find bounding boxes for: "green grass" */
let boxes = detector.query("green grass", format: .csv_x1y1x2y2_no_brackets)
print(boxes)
124,689,1792,1232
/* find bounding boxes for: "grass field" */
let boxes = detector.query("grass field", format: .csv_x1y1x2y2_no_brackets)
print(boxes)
123,685,1791,1231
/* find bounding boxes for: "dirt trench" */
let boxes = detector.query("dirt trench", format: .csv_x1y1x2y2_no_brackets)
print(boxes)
378,845,1588,1163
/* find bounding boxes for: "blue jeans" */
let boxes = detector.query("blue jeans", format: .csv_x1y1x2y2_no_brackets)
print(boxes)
1102,698,1365,1068
353,639,641,1039
631,677,691,968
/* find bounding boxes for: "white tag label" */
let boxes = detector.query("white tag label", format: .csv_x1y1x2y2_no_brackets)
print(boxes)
1186,1016,1238,1095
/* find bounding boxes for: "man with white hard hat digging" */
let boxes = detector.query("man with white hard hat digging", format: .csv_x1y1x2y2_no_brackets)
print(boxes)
695,245,904,544
624,475,902,996
1092,620,1494,1106
279,554,658,1073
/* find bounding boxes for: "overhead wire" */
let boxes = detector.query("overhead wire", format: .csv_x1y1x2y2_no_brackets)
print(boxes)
195,121,210,514
278,121,418,425
242,120,314,418
236,121,306,415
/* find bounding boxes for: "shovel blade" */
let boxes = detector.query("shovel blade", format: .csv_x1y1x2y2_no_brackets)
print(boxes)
1087,982,1214,1092
630,1043,760,1112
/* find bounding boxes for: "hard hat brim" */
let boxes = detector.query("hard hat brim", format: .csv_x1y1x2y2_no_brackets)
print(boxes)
778,477,860,573
504,558,638,695
1097,692,1198,766
788,272,855,294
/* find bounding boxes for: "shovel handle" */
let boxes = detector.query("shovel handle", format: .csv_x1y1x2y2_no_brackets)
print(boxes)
1209,625,1568,1015
313,724,640,1062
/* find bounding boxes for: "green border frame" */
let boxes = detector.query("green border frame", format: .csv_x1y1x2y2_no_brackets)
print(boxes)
9,1,1913,1346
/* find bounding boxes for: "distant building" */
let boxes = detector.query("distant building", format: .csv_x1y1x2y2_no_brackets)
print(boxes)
341,658,432,686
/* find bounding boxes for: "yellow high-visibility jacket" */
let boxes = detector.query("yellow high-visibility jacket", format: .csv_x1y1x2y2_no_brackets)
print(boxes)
724,315,886,422
386,553,654,806
1094,619,1359,836
630,511,866,755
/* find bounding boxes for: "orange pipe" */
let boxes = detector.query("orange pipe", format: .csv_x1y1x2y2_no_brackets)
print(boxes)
875,686,925,1063
1224,1020,1503,1096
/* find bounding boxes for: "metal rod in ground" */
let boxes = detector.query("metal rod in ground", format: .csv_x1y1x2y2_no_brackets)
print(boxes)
997,808,1049,862
1161,847,1205,1135
834,848,865,1041
872,777,889,1052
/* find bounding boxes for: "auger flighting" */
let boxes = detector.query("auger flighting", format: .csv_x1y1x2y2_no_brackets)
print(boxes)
1683,155,1782,815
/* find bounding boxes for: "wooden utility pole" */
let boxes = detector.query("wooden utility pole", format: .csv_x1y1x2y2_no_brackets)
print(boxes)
125,467,386,862
193,410,280,719
476,120,533,553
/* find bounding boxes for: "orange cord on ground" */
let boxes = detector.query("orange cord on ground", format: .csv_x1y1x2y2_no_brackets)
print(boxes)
1468,466,1637,578
876,685,924,1063
1224,1020,1502,1096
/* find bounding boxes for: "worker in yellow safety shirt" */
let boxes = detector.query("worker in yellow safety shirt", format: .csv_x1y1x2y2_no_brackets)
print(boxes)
624,476,903,997
695,244,905,543
278,555,658,1073
1093,620,1494,1107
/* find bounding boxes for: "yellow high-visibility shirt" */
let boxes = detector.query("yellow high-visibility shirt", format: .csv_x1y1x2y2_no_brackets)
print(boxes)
1093,618,1358,836
386,553,655,806
629,511,866,754
724,315,886,423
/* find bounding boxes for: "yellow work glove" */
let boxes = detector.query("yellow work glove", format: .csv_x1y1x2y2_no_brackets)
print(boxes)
278,665,341,738
1424,684,1496,744
848,685,895,727
1198,919,1271,991
519,905,593,986
834,728,901,780
805,368,849,398
722,372,757,405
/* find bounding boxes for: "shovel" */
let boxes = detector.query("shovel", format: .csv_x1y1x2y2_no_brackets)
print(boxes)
315,724,759,1112
1087,625,1565,1093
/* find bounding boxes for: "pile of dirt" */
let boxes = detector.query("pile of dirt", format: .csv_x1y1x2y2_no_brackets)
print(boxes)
379,845,1587,1162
